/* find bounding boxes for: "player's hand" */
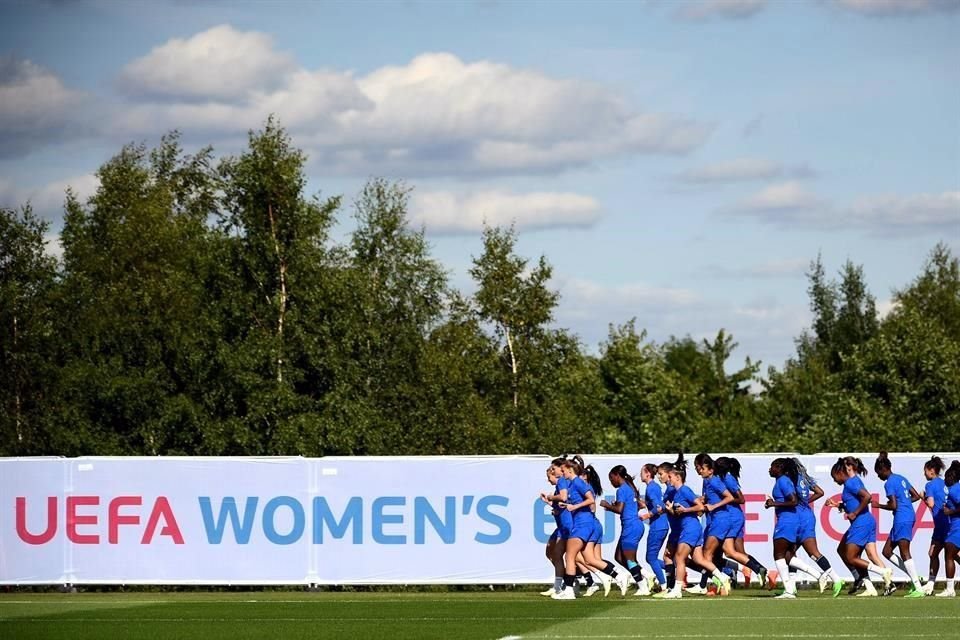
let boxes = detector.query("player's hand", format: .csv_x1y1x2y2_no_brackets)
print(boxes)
764,498,774,509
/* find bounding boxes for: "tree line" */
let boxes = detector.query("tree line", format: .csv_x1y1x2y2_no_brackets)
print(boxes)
2,120,958,457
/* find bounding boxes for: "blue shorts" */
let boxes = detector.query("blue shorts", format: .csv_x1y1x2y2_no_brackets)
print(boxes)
932,514,949,543
646,525,669,560
588,518,603,544
728,510,745,540
618,521,644,552
797,508,817,542
705,514,734,541
678,521,704,548
889,517,915,543
570,516,594,542
773,512,800,543
667,520,681,547
946,521,960,548
843,514,877,548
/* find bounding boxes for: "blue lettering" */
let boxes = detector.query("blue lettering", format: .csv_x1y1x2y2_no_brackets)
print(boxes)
262,496,305,545
475,495,510,544
414,497,456,544
312,496,363,544
534,498,554,543
373,496,406,544
198,497,258,544
603,506,617,544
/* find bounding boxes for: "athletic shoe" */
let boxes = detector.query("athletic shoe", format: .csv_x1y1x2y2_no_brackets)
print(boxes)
857,582,878,597
935,589,956,598
652,590,670,599
765,569,779,591
719,576,732,596
601,575,613,597
635,580,651,596
616,574,631,596
551,588,576,600
817,571,830,594
922,581,935,596
539,587,556,596
684,585,706,595
832,579,845,598
904,589,925,598
847,578,863,595
646,575,657,593
742,567,753,586
774,592,797,599
882,568,893,590
883,583,897,597
661,589,682,599
584,585,601,597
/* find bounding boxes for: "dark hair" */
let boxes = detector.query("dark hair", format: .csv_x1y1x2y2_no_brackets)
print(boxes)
550,457,566,467
671,452,687,481
716,456,741,480
945,460,960,487
694,453,715,470
832,456,867,479
583,464,603,496
642,463,659,478
561,459,583,476
610,464,640,500
772,457,799,486
925,456,945,475
874,451,892,473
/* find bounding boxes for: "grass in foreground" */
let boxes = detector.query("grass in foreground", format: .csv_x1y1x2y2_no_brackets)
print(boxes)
1,589,958,640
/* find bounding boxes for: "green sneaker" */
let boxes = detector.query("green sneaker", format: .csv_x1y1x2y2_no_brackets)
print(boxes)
832,579,845,598
905,589,925,598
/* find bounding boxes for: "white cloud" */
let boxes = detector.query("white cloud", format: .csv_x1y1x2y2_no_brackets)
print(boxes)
675,0,768,21
110,27,712,176
728,181,823,214
118,24,297,101
411,189,601,234
876,298,899,319
0,57,89,157
0,174,99,222
706,258,809,279
677,158,814,184
558,277,702,319
831,0,960,16
841,191,960,231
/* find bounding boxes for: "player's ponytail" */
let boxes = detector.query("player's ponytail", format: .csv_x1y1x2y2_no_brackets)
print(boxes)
945,460,960,486
583,464,603,496
925,456,945,475
874,451,892,474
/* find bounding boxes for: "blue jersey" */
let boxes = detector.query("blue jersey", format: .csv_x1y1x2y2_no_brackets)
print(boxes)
796,476,815,512
566,476,594,520
645,481,669,531
772,475,797,514
884,473,915,522
664,485,680,531
702,475,729,514
948,484,960,522
842,476,870,520
616,483,640,526
674,484,699,515
925,477,947,518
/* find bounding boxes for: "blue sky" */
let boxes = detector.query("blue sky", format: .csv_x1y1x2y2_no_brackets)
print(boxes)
1,0,958,373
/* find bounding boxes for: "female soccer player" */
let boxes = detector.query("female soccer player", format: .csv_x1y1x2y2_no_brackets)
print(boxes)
548,458,595,599
695,453,736,596
825,456,892,597
539,461,568,596
937,459,960,598
716,456,772,589
764,457,802,598
640,463,669,592
601,465,650,595
582,464,630,597
660,454,732,599
922,456,948,595
872,452,924,596
788,457,843,596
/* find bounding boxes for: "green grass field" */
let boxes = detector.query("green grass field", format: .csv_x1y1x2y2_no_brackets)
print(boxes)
2,590,958,640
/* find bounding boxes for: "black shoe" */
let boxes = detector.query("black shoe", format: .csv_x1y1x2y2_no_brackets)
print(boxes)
848,578,863,595
883,583,897,597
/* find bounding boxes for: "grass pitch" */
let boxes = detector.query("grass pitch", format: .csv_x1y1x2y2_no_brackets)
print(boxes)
2,590,958,640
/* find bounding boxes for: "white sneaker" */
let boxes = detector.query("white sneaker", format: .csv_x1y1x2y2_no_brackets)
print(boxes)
616,574,631,596
584,584,600,597
539,587,556,596
720,576,732,596
818,571,830,594
922,581,935,596
935,589,956,598
684,585,707,595
551,587,576,600
882,568,893,590
646,575,658,592
774,592,797,599
635,580,651,596
857,582,878,597
662,588,682,599
601,575,613,597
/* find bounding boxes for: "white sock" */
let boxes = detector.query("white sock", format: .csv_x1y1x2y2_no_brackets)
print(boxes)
789,557,822,579
775,559,794,593
828,568,841,582
904,559,921,589
867,562,886,577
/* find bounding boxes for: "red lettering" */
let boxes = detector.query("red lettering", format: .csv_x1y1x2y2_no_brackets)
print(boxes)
108,496,142,544
142,497,184,544
66,496,99,544
743,494,767,543
16,496,57,545
913,500,932,536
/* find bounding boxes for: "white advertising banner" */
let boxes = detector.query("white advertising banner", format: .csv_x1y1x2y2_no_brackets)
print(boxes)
0,453,956,585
